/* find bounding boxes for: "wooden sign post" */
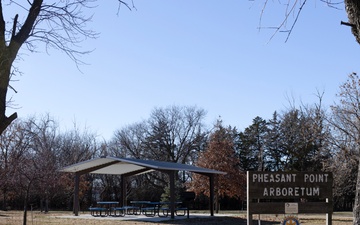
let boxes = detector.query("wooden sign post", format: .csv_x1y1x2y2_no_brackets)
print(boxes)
247,171,333,225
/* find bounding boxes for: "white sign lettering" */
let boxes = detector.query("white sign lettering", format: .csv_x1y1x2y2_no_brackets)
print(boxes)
263,187,320,197
252,173,297,183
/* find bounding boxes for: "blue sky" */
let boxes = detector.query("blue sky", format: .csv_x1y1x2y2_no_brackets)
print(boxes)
7,1,360,140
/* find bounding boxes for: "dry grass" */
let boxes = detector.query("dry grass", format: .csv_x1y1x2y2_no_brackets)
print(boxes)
0,210,353,225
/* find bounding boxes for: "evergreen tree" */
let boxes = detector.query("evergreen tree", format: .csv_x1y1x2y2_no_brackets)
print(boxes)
264,111,284,171
237,117,268,171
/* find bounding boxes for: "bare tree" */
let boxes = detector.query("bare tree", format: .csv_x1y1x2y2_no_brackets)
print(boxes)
109,121,149,158
57,123,98,167
330,72,360,224
24,115,60,213
3,118,39,225
0,0,132,135
144,105,207,164
111,105,207,165
324,142,357,211
109,105,208,201
0,120,29,210
256,0,360,44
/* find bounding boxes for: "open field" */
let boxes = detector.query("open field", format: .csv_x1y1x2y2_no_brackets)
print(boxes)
0,210,353,225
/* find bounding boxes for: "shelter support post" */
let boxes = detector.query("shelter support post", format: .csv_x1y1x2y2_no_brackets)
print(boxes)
209,174,214,216
169,170,176,219
73,173,80,216
121,175,126,207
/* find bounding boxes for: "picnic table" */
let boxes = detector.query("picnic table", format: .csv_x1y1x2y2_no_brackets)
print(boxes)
140,202,168,217
157,201,187,217
130,201,184,217
89,201,125,217
88,200,187,218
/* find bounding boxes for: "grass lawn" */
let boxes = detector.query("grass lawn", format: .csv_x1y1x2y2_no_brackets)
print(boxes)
0,210,353,225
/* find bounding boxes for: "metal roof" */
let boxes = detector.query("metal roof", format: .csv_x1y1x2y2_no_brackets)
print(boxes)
60,156,226,176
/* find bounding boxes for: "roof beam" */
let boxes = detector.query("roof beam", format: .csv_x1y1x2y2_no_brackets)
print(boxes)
78,161,120,175
123,168,152,177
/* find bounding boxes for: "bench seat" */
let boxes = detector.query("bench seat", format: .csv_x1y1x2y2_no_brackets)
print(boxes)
175,207,188,216
141,207,157,217
112,207,125,217
158,207,188,216
89,207,108,217
123,206,140,215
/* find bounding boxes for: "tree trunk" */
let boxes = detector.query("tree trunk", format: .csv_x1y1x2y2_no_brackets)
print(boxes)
45,193,49,213
345,0,360,44
0,58,17,135
2,188,7,211
353,159,360,224
40,198,44,212
23,198,28,225
22,180,34,225
0,0,44,135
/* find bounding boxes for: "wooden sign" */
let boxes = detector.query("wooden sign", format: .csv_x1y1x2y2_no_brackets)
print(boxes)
247,171,333,225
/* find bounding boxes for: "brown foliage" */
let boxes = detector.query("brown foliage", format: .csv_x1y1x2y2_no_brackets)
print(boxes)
189,123,245,200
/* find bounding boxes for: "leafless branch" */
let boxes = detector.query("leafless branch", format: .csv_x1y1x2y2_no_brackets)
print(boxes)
0,0,134,134
320,0,343,10
268,0,304,43
285,0,307,42
257,0,337,43
118,0,137,11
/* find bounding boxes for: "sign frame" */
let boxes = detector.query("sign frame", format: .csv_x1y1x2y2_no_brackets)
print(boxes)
247,171,333,225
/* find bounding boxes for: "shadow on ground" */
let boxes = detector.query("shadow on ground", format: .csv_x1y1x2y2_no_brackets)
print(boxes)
148,216,279,225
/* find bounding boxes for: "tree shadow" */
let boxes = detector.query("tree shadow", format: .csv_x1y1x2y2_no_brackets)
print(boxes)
154,216,279,225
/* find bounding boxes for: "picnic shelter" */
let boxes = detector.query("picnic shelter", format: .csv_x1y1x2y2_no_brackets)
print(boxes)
60,156,226,219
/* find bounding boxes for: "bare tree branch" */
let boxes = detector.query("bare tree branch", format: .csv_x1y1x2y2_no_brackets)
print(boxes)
285,0,307,42
0,0,132,134
257,0,344,42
